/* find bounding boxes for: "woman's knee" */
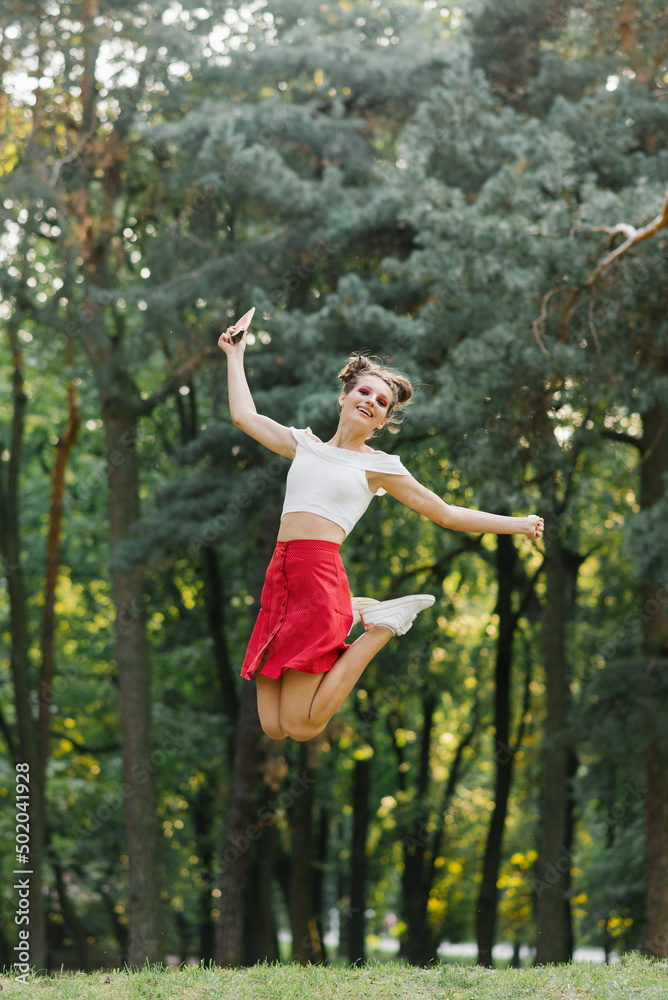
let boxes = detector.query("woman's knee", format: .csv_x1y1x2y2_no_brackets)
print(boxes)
281,720,323,742
278,705,313,742
260,719,287,740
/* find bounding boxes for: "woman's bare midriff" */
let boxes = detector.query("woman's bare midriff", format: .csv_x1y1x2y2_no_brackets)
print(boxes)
277,511,346,545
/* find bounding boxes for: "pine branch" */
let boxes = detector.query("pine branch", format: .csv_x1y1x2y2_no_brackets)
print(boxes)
560,186,668,339
532,186,668,352
600,427,645,452
49,116,100,185
50,731,120,754
387,535,485,597
532,286,575,353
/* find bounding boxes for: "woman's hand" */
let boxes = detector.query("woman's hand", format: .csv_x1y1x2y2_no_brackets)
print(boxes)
219,307,255,356
218,324,247,357
525,515,544,540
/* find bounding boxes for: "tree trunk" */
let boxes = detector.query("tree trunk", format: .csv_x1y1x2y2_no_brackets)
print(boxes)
313,805,329,964
201,544,238,727
170,376,238,728
189,772,217,965
242,733,292,964
214,502,279,966
400,696,436,965
0,329,47,971
66,0,163,966
290,743,319,964
38,380,80,773
639,404,668,958
51,855,89,971
104,408,162,966
476,533,517,967
39,379,80,972
535,527,577,965
643,737,668,957
242,823,280,964
349,756,370,964
214,679,261,966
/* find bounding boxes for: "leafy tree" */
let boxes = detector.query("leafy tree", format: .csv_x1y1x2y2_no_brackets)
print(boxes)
3,0,668,971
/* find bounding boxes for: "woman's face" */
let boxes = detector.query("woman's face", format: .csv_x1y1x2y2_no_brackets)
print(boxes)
339,375,394,434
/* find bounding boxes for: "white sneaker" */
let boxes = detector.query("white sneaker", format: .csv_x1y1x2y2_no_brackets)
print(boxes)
350,597,380,626
360,595,435,636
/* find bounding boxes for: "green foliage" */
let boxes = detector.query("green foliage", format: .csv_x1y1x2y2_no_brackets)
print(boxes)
2,0,668,970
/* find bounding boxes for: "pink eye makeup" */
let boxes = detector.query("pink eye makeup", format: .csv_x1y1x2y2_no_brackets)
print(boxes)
357,386,389,408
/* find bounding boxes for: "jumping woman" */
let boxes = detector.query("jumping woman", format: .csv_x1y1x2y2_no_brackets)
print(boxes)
219,318,544,742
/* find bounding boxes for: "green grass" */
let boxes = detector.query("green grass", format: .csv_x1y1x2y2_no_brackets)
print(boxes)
1,954,667,1000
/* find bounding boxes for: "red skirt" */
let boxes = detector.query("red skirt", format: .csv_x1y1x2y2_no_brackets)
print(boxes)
240,539,353,680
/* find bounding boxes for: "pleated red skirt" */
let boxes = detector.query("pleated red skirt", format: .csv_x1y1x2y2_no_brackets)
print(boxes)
240,539,353,680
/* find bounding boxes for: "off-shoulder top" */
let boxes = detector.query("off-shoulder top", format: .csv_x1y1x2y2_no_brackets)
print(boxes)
281,427,410,538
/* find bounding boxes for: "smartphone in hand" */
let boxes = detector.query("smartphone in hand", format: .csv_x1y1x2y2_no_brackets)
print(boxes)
230,307,255,342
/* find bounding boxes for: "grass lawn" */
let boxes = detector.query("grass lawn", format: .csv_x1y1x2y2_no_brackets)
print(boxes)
0,954,667,1000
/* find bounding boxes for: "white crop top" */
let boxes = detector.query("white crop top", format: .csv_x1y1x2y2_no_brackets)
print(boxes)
281,427,410,538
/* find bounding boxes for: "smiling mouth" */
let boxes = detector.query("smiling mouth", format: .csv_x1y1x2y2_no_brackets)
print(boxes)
356,406,373,418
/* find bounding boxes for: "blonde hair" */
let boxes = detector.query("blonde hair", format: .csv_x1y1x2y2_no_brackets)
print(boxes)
337,354,414,434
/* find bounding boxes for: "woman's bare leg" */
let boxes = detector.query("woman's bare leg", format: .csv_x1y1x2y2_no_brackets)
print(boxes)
256,673,287,740
278,626,393,741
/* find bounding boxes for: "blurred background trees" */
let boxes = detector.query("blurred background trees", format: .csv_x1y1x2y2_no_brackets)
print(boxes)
1,0,667,971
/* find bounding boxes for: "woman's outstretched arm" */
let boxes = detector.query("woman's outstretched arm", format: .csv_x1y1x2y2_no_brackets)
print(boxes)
218,325,296,458
378,474,544,540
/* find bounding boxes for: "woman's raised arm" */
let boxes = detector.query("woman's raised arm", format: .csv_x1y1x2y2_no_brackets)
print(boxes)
378,473,544,540
218,326,296,459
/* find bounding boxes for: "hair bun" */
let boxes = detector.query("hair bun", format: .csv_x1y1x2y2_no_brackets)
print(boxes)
338,354,374,386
